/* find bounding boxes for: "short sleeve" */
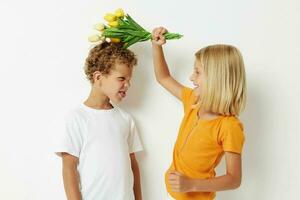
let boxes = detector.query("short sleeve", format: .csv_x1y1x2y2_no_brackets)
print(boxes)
54,112,83,158
127,117,143,153
181,87,194,113
218,118,245,154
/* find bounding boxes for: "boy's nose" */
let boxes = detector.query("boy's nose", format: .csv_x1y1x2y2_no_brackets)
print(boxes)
124,81,131,88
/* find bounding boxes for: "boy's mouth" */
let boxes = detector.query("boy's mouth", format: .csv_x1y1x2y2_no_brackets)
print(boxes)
118,91,126,98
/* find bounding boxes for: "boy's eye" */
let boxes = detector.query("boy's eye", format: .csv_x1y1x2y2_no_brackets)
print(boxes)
118,77,125,81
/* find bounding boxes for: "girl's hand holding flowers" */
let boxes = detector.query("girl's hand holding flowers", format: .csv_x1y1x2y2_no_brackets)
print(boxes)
152,27,168,46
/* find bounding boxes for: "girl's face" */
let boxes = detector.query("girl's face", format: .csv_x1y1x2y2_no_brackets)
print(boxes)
190,59,205,97
98,62,133,103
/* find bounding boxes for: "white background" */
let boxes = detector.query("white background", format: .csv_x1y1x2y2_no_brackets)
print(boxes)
0,0,299,199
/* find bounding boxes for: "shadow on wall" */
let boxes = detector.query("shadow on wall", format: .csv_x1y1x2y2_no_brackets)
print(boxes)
218,76,271,200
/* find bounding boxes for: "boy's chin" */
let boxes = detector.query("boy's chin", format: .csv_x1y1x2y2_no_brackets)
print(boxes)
110,96,123,103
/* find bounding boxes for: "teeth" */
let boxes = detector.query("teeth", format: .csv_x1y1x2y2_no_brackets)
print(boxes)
119,91,126,97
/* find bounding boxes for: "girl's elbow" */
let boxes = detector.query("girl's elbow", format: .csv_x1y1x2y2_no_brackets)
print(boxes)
231,177,242,189
156,76,167,84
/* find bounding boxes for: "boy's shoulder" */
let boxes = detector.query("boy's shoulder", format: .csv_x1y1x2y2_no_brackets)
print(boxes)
114,106,134,122
63,104,88,123
65,104,134,121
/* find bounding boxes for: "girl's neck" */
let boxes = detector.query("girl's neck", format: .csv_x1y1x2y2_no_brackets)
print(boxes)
84,88,113,110
197,109,222,120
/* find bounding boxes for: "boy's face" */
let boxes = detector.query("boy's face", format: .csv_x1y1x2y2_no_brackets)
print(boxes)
190,59,205,97
98,62,133,103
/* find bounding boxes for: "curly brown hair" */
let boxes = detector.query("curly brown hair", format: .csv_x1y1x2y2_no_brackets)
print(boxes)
84,42,137,83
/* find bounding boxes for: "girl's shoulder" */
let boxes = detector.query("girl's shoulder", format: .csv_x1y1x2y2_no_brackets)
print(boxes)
182,87,197,111
182,87,194,101
220,116,244,132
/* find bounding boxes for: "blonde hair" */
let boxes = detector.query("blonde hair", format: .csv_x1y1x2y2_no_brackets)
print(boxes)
195,44,247,116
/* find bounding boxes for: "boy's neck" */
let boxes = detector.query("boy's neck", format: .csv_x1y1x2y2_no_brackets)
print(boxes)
84,88,113,110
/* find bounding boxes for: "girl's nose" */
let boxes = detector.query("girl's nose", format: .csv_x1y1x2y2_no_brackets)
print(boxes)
189,74,194,82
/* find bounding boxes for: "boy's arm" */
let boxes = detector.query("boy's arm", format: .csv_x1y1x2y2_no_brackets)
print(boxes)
168,152,242,192
62,153,82,200
130,153,142,200
152,27,184,100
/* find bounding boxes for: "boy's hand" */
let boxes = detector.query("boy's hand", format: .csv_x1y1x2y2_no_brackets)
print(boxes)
152,27,168,46
168,170,194,193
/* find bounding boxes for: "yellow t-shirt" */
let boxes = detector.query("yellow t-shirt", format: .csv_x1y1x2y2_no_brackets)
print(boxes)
165,87,245,200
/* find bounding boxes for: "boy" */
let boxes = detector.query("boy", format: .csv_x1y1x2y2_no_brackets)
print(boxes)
55,42,143,200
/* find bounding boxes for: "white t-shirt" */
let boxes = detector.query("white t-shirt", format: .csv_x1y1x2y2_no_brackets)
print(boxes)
54,103,143,200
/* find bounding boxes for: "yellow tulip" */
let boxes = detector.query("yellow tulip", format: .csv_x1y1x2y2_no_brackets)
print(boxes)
94,23,105,31
88,35,101,42
115,8,125,18
100,36,106,41
104,13,116,22
108,21,118,27
111,38,121,43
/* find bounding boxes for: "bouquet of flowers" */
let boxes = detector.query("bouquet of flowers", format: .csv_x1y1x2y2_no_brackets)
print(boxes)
88,8,183,49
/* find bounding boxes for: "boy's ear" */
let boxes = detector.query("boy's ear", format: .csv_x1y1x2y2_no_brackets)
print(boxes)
93,71,102,82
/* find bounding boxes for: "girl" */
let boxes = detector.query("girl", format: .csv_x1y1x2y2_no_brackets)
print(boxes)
151,27,246,200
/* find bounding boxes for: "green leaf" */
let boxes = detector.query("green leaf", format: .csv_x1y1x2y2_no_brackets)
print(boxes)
139,32,152,42
102,31,124,37
126,14,145,31
104,27,127,33
123,36,141,49
117,18,126,26
123,35,135,43
126,30,148,37
164,33,183,40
